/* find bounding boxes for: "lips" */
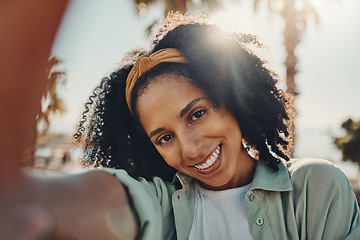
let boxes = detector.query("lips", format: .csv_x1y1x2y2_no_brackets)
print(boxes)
194,145,221,170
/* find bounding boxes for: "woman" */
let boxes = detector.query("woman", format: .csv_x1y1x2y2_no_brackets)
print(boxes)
71,13,360,239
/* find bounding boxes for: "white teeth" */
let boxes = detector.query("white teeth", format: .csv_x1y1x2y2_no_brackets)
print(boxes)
207,161,211,168
194,146,221,170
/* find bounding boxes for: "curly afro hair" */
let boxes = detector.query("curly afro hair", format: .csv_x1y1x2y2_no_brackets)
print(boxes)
73,13,293,182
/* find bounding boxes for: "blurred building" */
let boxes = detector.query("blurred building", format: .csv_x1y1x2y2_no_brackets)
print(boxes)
35,133,73,170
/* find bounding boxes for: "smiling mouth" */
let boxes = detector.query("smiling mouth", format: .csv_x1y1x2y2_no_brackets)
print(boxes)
194,145,221,170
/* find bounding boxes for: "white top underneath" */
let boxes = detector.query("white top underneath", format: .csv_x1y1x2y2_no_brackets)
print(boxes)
188,181,254,240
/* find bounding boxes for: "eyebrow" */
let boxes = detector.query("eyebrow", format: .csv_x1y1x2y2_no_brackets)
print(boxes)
149,127,166,139
179,97,206,118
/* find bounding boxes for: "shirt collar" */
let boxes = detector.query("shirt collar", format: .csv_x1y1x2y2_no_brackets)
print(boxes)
173,171,193,187
250,159,292,191
173,159,293,192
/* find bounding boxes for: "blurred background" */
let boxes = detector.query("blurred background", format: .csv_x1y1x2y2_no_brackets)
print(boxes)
36,0,359,193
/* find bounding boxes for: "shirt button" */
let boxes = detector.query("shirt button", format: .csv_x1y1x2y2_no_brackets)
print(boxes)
249,194,256,202
256,218,264,226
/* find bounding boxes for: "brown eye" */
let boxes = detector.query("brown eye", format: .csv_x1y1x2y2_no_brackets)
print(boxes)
157,134,174,145
190,109,206,123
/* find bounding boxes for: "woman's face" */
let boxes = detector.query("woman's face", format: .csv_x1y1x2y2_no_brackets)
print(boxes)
136,74,255,190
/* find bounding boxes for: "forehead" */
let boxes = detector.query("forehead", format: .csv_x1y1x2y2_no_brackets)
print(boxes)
136,74,207,130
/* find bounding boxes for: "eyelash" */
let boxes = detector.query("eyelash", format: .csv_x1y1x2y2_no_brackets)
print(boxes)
189,108,207,124
155,108,207,145
156,133,174,145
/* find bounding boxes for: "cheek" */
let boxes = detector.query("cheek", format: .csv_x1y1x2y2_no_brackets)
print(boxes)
221,110,240,126
214,114,243,140
213,114,240,133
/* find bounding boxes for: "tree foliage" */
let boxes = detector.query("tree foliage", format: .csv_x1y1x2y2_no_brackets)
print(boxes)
37,56,67,136
24,56,67,167
335,118,360,165
134,0,221,16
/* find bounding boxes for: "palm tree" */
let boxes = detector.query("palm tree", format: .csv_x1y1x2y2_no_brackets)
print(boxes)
134,0,222,16
38,56,67,135
23,56,67,167
254,0,323,155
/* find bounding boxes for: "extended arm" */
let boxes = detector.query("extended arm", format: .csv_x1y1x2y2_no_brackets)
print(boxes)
25,170,138,240
0,1,69,239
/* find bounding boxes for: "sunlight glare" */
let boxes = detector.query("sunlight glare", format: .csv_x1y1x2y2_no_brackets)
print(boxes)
209,7,251,34
208,0,287,92
309,0,342,16
208,0,277,42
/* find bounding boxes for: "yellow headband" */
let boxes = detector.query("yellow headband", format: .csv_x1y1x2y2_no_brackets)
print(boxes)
125,48,187,113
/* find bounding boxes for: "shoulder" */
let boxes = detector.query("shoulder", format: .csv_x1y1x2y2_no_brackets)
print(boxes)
286,158,356,207
287,158,348,184
286,158,355,204
288,157,339,172
286,160,360,239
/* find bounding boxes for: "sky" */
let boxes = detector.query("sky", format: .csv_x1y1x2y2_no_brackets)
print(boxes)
51,0,360,164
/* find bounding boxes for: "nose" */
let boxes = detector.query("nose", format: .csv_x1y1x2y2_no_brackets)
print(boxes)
177,128,204,160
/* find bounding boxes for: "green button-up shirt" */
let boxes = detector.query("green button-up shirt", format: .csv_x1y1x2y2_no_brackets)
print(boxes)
105,158,360,240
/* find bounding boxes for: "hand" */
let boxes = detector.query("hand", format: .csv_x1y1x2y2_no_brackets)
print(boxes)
28,170,138,240
0,203,54,240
